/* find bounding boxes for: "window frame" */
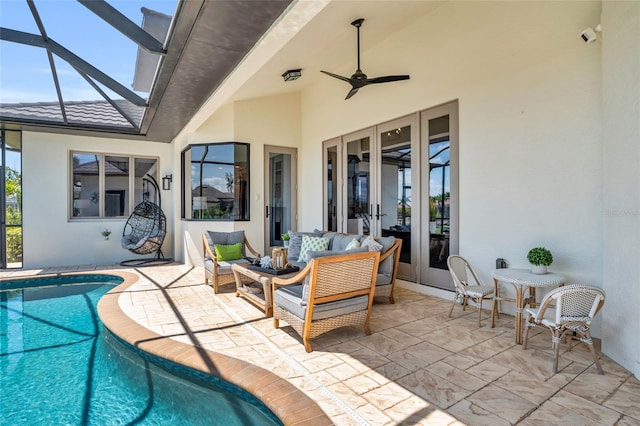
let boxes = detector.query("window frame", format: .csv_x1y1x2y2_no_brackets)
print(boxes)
181,142,250,221
69,151,159,220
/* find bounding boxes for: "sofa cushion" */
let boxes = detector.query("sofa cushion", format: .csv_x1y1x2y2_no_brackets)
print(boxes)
204,258,250,275
375,236,397,275
298,235,330,262
331,233,363,251
274,284,369,321
287,230,323,260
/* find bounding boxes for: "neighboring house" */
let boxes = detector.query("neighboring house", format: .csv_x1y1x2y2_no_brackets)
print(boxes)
1,1,638,379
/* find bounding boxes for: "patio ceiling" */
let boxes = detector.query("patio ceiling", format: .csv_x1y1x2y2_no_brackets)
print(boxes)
0,0,293,142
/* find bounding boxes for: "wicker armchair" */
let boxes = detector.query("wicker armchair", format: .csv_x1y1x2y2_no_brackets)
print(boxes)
447,255,498,327
202,231,260,293
272,250,380,352
523,284,606,374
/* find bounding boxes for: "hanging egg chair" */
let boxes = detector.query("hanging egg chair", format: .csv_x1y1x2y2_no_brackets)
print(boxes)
120,175,172,266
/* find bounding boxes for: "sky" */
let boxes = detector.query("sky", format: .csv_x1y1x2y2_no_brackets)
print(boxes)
0,0,177,104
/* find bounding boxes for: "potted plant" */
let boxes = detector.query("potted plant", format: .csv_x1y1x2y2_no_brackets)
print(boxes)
281,232,290,248
527,247,553,274
101,229,112,241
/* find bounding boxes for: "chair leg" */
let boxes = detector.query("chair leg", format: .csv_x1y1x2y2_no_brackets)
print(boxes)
552,330,561,373
477,298,483,327
448,293,458,318
584,330,604,374
303,338,313,353
491,297,498,328
523,318,532,350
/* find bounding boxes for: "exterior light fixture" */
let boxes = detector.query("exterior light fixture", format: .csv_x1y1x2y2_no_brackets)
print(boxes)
162,174,173,190
281,69,301,81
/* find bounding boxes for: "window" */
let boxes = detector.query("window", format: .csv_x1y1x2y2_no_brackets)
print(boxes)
181,143,249,220
71,152,158,219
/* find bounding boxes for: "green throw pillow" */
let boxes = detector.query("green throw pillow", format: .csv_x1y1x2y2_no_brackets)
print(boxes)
298,235,330,262
214,242,243,261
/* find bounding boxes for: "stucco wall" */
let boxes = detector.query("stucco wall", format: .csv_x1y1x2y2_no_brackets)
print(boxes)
601,1,640,378
175,92,301,265
21,131,172,268
299,2,603,322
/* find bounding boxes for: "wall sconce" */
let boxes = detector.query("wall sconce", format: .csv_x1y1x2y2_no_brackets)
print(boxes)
162,174,173,190
281,69,301,82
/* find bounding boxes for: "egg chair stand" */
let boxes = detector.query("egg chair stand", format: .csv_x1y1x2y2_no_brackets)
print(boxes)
120,175,173,267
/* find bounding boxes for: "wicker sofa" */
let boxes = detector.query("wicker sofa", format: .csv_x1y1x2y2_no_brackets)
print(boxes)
286,230,402,303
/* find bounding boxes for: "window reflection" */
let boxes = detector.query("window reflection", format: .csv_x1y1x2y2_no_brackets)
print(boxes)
428,115,450,270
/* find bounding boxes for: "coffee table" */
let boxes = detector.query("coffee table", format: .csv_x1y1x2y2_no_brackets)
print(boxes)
231,263,300,317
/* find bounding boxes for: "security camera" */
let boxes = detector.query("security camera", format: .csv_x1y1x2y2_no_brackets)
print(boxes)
580,24,601,44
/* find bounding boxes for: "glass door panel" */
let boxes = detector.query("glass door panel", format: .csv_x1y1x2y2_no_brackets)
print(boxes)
343,129,374,236
323,138,340,232
420,102,458,290
377,116,417,281
264,146,297,251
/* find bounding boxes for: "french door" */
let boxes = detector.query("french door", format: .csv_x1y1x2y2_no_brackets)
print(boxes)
420,102,458,290
264,146,297,252
323,101,458,289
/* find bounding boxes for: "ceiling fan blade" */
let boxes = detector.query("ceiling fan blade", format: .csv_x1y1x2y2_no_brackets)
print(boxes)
345,87,360,100
367,75,410,84
320,70,351,83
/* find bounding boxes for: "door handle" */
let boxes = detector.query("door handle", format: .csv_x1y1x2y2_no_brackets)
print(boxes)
375,204,386,220
265,205,269,218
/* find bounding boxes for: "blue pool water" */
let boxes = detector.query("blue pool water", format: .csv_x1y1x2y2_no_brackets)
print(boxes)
0,275,280,425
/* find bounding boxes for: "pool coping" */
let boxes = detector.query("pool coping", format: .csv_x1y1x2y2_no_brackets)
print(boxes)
95,271,332,426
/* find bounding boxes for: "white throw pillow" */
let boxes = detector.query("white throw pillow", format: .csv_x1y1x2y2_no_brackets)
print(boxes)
361,235,383,252
345,238,361,251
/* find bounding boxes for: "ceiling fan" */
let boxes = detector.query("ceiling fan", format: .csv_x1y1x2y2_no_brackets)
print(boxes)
321,18,410,100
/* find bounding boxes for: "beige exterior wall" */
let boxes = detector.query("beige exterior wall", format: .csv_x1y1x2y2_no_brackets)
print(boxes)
175,93,301,266
21,131,172,268
301,2,602,300
601,0,640,378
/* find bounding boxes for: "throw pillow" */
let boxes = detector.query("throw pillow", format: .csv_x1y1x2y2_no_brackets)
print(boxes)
361,235,383,252
287,230,323,260
345,238,361,251
214,242,243,261
298,235,330,262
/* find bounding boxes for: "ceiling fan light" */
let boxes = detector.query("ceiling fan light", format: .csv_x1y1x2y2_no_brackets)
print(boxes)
281,69,302,81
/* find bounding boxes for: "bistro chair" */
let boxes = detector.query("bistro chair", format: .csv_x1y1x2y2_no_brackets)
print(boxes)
523,284,606,374
447,255,498,327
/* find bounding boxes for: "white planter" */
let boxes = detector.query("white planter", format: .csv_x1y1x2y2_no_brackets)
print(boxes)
283,240,289,248
429,221,436,233
531,264,548,275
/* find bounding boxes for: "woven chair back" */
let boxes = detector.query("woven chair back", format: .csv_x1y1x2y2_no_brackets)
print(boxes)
311,252,379,299
447,255,479,294
545,284,606,325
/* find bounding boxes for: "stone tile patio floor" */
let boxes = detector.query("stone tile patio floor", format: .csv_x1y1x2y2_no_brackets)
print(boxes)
2,263,639,425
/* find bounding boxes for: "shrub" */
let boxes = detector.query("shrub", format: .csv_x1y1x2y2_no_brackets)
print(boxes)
527,247,553,266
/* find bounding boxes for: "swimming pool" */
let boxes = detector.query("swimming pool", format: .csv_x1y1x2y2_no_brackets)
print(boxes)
0,274,280,425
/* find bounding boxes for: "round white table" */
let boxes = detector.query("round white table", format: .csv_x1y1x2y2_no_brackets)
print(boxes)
491,268,566,344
